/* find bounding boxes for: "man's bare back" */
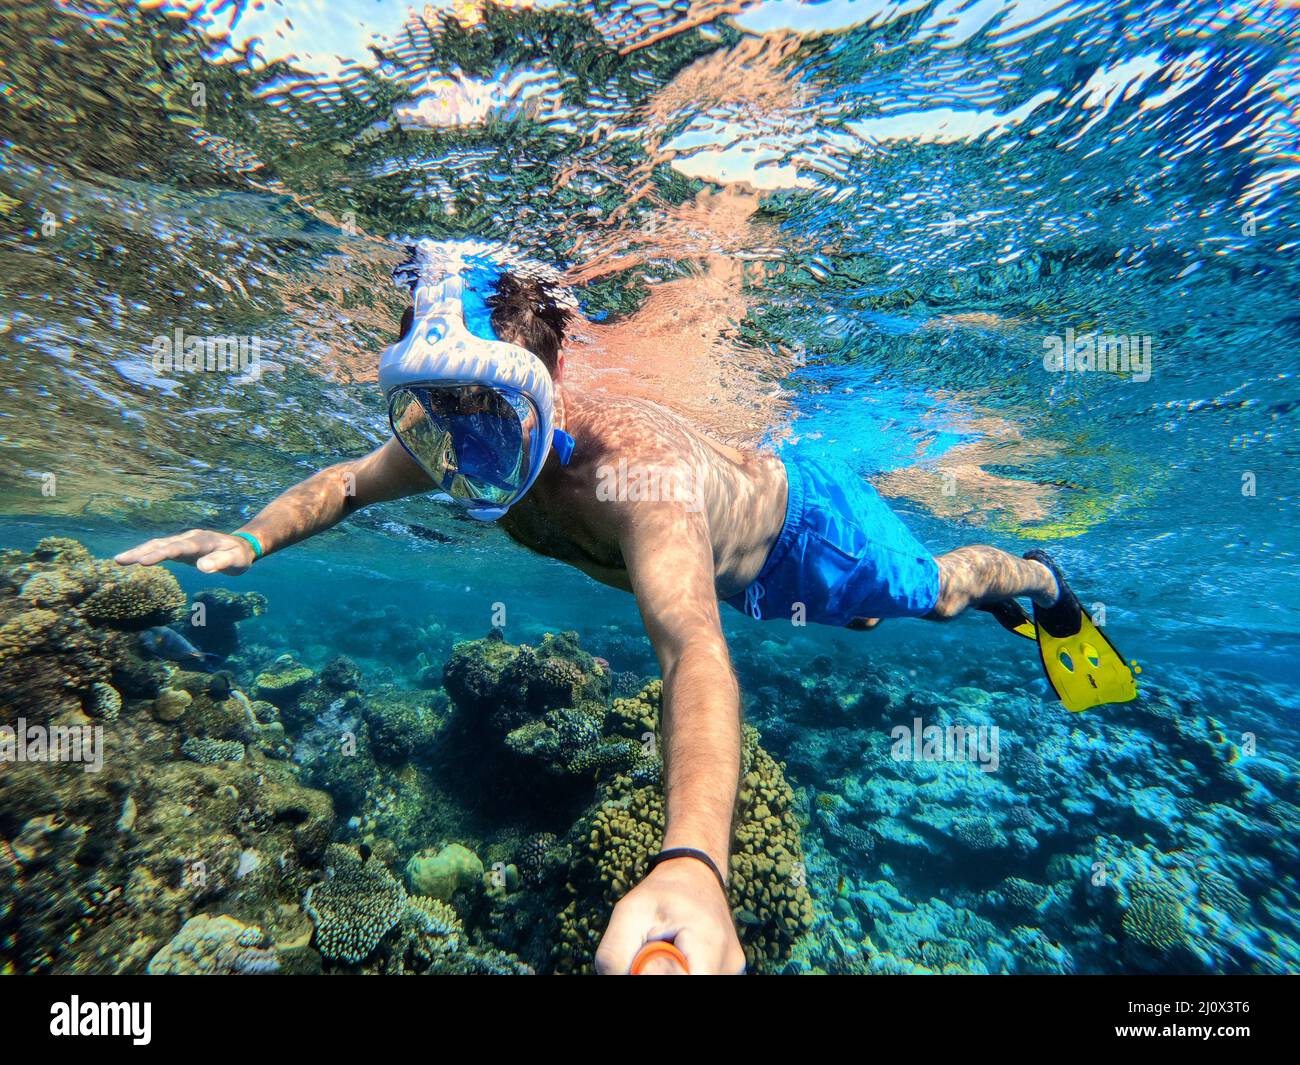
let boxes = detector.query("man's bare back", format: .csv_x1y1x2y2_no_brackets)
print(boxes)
499,387,788,600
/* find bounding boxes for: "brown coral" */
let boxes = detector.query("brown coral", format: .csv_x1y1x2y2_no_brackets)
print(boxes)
82,567,186,630
554,699,812,974
0,606,109,721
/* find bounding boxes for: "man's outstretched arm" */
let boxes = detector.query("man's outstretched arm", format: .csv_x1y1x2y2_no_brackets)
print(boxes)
115,437,433,574
594,501,745,975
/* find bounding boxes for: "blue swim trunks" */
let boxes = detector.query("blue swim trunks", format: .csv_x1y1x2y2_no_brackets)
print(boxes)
725,456,940,626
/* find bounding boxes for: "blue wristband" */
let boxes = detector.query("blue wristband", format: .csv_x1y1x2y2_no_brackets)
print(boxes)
232,531,264,562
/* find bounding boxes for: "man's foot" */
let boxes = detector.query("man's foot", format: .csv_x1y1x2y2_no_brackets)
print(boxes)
1027,560,1060,608
847,616,881,631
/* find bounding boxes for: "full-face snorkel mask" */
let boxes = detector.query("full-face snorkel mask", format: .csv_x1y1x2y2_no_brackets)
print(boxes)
378,239,576,521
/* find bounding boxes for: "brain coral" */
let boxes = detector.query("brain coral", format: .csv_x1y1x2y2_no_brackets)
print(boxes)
305,843,408,965
82,567,186,630
554,697,813,973
147,914,281,975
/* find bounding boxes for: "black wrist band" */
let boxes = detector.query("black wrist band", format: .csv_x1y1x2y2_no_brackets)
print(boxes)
646,848,728,895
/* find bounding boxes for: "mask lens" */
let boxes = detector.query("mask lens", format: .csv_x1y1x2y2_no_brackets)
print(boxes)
389,386,535,507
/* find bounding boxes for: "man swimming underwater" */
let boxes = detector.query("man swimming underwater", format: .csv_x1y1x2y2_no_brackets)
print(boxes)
116,239,1134,975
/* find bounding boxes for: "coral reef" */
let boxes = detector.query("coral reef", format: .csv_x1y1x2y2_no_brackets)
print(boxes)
552,715,813,973
305,843,409,965
0,541,333,974
737,639,1300,976
304,843,530,973
183,588,267,657
3,539,1297,977
405,843,484,902
147,914,280,975
82,567,187,631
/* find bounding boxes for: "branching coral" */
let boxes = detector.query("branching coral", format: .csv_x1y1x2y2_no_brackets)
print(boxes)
1196,869,1250,919
443,630,609,735
305,844,409,965
1122,878,1190,953
504,707,644,778
89,682,122,721
998,877,1049,912
180,737,246,764
82,567,186,630
953,816,1006,852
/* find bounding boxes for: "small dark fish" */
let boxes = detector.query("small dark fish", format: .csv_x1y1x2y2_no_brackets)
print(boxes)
735,908,762,926
138,626,219,669
837,875,847,897
206,672,233,701
358,843,371,864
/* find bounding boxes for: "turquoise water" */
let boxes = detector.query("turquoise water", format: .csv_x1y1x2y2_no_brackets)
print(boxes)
0,0,1297,974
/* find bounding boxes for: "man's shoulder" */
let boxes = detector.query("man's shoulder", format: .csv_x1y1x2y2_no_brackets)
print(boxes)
566,389,708,461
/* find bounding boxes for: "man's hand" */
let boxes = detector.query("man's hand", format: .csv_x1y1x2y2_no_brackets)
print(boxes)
115,530,256,575
594,858,745,975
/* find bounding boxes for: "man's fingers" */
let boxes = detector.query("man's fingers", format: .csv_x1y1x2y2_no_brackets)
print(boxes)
673,928,745,976
116,533,207,568
114,539,170,565
197,547,244,574
594,906,648,975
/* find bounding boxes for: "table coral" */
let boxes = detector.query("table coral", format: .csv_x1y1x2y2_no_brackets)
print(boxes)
82,567,186,631
253,662,316,710
305,843,409,965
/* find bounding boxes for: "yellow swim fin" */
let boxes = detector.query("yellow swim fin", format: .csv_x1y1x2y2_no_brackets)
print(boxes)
979,598,1038,641
1024,550,1138,713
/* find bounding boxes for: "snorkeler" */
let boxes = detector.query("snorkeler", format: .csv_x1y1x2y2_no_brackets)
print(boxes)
115,239,1135,975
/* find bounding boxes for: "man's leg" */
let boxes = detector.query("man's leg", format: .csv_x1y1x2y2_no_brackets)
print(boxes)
927,546,1058,620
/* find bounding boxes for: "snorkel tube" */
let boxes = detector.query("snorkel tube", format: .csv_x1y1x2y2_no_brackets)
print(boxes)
378,238,574,520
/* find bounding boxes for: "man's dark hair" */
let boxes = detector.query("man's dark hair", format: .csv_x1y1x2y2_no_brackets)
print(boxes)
486,273,571,373
394,272,571,374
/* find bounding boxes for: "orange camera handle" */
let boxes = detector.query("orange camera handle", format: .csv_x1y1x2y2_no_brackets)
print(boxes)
630,940,689,975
